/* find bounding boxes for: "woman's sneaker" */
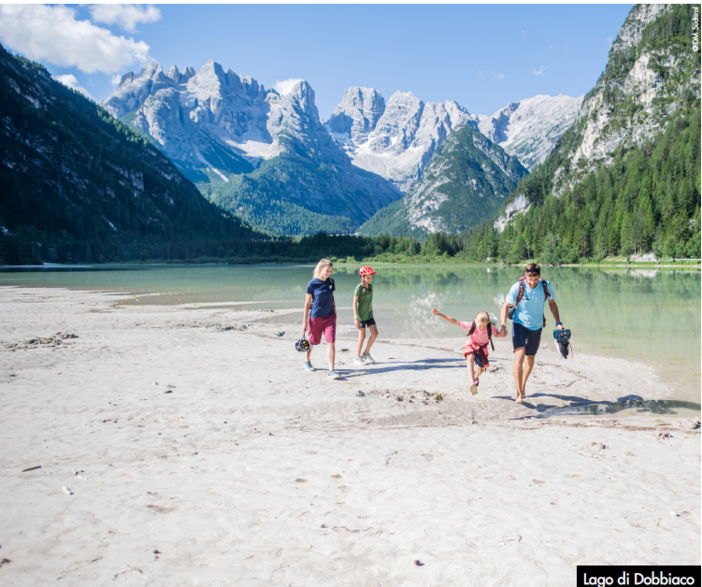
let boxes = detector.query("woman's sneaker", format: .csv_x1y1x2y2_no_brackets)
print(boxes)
327,370,341,379
353,357,366,366
362,353,375,364
304,362,315,372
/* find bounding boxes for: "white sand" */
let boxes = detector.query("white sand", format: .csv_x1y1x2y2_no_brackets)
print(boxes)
0,287,699,586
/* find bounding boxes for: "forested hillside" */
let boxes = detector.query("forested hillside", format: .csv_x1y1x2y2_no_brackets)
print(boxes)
459,104,700,263
0,44,261,264
466,4,701,263
360,125,529,237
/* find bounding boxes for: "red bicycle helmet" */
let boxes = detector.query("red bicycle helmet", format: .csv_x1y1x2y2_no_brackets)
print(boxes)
359,266,376,276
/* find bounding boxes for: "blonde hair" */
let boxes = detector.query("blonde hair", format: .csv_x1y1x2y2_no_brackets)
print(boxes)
475,311,490,326
313,258,333,280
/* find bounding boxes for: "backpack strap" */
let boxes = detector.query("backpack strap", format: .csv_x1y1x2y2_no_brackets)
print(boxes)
541,279,551,300
515,278,526,304
467,321,476,336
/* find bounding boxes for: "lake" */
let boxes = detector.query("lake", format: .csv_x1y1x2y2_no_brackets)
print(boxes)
1,264,699,407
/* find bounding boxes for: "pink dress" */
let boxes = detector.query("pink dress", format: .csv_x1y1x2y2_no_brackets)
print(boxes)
460,321,499,366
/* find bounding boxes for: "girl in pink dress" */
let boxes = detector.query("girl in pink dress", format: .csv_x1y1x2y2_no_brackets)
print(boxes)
432,309,508,395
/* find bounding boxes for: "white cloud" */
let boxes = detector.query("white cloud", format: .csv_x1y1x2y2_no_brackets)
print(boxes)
520,31,526,39
111,74,123,86
607,36,614,46
494,73,505,80
478,70,483,78
274,78,304,96
532,65,549,76
54,74,93,99
0,5,150,74
89,5,161,33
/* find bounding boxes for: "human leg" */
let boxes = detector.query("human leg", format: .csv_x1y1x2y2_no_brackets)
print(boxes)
305,318,323,371
513,347,526,402
355,327,366,361
521,355,536,396
464,353,476,381
364,323,379,355
327,342,336,371
520,327,542,396
323,315,339,377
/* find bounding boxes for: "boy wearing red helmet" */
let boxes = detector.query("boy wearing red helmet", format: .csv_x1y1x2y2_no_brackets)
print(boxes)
353,266,378,365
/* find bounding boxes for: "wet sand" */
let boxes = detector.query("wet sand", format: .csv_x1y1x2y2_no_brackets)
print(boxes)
0,287,699,586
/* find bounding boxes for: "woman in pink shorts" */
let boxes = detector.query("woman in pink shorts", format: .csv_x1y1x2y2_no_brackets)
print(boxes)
302,259,341,379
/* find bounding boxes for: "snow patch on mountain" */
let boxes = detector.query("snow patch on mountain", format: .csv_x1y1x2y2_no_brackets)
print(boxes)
326,87,480,192
478,94,584,170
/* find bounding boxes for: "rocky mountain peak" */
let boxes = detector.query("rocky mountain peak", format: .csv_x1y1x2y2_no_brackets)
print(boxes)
285,80,315,111
327,86,385,145
563,4,699,178
166,65,180,82
105,60,171,119
477,94,584,170
165,64,196,84
326,87,481,192
610,3,668,55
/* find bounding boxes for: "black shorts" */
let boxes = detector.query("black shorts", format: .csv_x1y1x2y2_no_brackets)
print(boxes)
512,322,542,356
357,317,376,329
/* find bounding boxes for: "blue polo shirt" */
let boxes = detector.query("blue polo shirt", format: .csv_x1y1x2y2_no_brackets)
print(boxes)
506,278,555,331
306,278,336,318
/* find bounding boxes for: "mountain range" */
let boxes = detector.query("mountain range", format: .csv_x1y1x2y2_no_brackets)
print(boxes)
3,4,695,265
102,62,583,235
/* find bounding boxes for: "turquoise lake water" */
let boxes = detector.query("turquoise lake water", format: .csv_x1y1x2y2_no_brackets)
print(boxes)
1,264,699,407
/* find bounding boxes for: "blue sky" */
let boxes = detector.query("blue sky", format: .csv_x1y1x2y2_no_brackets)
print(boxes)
0,4,634,118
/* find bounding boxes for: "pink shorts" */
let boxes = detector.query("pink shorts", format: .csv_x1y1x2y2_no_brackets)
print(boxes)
308,314,336,345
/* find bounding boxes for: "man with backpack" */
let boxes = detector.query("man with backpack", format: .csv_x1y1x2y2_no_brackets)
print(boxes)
500,263,564,404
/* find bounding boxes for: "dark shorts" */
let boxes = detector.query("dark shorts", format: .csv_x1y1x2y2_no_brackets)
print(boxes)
464,352,485,368
357,317,376,329
512,322,542,356
308,314,336,345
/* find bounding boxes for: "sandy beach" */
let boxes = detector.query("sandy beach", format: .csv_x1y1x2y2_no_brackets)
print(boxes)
0,287,699,586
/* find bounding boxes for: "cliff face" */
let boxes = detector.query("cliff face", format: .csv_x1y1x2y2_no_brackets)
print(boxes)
494,4,701,232
557,4,699,187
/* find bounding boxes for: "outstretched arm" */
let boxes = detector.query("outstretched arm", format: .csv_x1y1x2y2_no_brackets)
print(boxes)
431,308,460,325
548,299,563,329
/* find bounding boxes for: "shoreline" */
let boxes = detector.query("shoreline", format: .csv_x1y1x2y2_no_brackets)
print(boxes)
2,261,701,270
0,287,699,584
1,279,700,411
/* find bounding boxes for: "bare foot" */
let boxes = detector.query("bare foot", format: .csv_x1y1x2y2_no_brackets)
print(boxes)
515,395,524,404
